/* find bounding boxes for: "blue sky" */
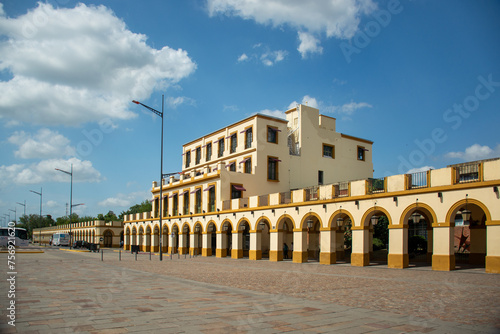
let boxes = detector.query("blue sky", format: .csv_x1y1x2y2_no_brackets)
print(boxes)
1,0,499,222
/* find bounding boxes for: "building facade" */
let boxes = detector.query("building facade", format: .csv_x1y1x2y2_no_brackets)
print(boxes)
123,105,500,274
33,220,124,248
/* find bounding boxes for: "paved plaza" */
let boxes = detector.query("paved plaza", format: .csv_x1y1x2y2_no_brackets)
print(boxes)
1,248,499,333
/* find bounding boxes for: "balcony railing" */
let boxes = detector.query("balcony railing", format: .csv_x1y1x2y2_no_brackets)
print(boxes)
334,182,349,198
258,195,268,207
222,200,231,211
408,171,428,189
305,186,319,201
367,177,385,194
279,192,291,204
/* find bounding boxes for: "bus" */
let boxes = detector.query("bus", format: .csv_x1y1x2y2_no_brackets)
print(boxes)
0,226,30,247
52,233,71,246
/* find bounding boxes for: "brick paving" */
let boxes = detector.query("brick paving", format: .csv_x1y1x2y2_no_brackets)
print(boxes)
1,248,499,333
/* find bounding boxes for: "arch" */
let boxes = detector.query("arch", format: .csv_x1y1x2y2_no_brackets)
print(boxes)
360,206,393,227
445,198,491,224
125,226,131,234
193,221,203,232
299,212,323,230
181,221,191,233
146,225,152,234
237,218,251,231
399,202,437,227
206,220,217,232
138,226,144,234
276,214,296,231
255,215,271,230
221,218,233,231
103,229,113,248
171,223,180,232
328,209,355,229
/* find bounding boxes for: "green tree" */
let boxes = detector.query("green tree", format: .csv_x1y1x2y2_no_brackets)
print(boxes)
18,214,55,238
97,211,118,222
119,200,152,220
373,215,389,246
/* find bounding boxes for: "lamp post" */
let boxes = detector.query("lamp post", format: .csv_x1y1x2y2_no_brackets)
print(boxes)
132,96,165,261
30,188,42,244
9,208,16,225
55,164,74,248
17,201,26,217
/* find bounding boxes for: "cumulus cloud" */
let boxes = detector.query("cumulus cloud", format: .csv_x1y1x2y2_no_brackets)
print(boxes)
238,45,287,66
260,50,287,66
238,53,249,62
331,101,372,115
288,95,319,110
258,109,286,120
0,3,196,126
8,128,75,159
445,144,500,161
0,157,102,187
297,32,323,58
165,96,196,109
98,191,149,208
406,166,434,174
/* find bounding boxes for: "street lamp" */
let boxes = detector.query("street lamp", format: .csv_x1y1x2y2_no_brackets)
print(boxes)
9,208,16,225
55,164,74,248
17,201,26,217
30,188,42,244
132,96,165,261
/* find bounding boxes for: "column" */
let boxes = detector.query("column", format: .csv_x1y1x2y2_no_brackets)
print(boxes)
232,231,243,259
216,231,227,257
179,233,187,254
189,232,197,256
151,232,158,252
351,227,370,266
388,226,409,269
124,232,130,251
249,230,262,260
202,232,212,256
319,227,336,265
469,225,486,265
485,224,500,273
269,229,283,261
432,225,455,271
292,230,307,263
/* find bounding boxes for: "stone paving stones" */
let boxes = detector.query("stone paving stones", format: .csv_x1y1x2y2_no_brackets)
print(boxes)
0,248,499,333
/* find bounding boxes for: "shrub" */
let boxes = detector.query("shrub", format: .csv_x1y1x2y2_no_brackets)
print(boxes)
372,237,385,251
409,235,427,254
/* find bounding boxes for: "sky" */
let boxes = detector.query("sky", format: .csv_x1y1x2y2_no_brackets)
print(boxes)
0,0,499,224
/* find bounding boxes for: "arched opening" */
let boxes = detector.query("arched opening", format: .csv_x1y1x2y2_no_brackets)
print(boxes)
153,225,159,252
450,199,488,269
124,228,131,250
171,225,179,254
193,222,203,256
145,226,152,252
221,220,232,257
162,225,169,253
207,222,216,256
369,212,389,264
401,203,435,268
279,217,294,260
304,212,321,262
239,220,251,258
138,227,144,251
257,218,271,259
331,211,352,264
103,230,113,248
182,224,190,255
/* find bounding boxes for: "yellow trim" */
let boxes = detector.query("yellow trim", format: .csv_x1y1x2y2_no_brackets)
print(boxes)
255,216,271,230
357,145,366,161
220,218,233,232
445,198,491,224
276,214,296,231
206,182,217,213
243,155,252,174
486,220,500,226
299,212,322,230
360,206,392,227
267,125,279,144
427,170,431,188
398,202,437,227
267,155,280,182
228,159,237,172
432,254,455,271
328,209,354,230
322,143,335,159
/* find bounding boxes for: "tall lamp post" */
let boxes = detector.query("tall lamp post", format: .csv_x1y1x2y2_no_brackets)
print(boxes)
9,208,16,225
30,188,42,244
55,164,74,248
17,201,26,217
132,96,165,261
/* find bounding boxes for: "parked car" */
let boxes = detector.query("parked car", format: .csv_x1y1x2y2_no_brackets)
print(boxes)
73,240,90,249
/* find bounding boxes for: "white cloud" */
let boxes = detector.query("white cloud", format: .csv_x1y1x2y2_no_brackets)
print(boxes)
98,191,149,208
8,128,75,159
445,144,500,161
331,101,372,115
165,96,196,109
260,50,287,66
207,0,376,40
0,3,4,17
0,157,102,187
406,166,434,174
297,32,323,58
0,3,196,126
288,95,319,110
238,53,249,62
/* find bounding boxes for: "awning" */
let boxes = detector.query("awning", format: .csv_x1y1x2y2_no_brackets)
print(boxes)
269,158,281,162
204,185,215,192
179,190,188,196
226,162,235,167
232,185,246,191
168,193,176,198
240,128,252,133
239,157,250,164
190,188,201,194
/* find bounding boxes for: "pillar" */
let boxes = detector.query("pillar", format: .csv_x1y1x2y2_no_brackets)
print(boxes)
161,231,168,253
432,225,455,271
319,228,336,265
249,230,262,260
189,232,197,256
202,232,212,256
216,231,227,257
351,228,370,266
124,233,130,251
232,231,243,259
292,230,307,263
486,224,500,273
469,226,486,265
388,226,409,269
179,233,187,254
269,229,283,261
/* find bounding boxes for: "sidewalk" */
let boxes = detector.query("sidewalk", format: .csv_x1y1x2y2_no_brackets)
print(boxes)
1,249,499,333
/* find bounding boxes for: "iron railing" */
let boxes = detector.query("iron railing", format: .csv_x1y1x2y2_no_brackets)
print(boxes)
408,171,428,189
305,186,319,201
367,177,385,194
455,163,480,184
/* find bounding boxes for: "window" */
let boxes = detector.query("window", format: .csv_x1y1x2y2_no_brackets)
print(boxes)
230,133,237,153
323,144,335,158
218,138,224,157
163,196,168,217
267,126,278,144
154,198,159,218
194,189,202,214
173,194,178,216
357,146,366,161
185,151,191,168
183,191,189,215
208,186,216,212
245,128,253,149
228,161,236,172
206,143,212,161
318,170,324,185
244,157,252,174
231,184,245,199
195,147,201,164
267,156,279,181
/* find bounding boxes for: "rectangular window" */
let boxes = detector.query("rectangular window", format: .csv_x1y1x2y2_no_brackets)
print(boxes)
206,143,212,161
195,189,202,214
267,156,279,181
218,138,224,157
195,147,201,164
230,133,237,153
154,198,159,218
244,157,252,174
231,184,244,199
245,128,253,149
267,126,278,144
228,161,236,172
323,144,335,158
185,151,191,168
318,170,324,185
163,196,168,217
208,186,216,212
173,194,178,216
357,146,366,161
183,191,189,215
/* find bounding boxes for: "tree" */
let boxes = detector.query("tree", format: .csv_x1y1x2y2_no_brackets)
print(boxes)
18,214,55,238
97,211,118,222
374,215,389,246
119,200,152,220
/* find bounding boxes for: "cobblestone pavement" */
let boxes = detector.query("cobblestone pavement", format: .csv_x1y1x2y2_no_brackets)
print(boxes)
1,248,499,333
